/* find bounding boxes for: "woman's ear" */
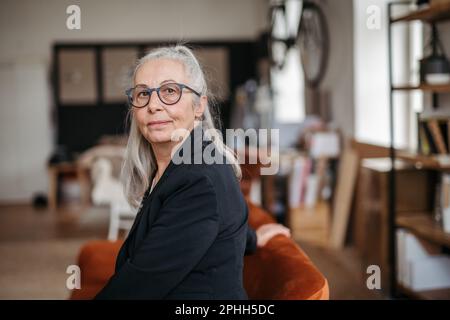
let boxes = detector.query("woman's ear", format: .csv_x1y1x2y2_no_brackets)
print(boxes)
194,95,207,119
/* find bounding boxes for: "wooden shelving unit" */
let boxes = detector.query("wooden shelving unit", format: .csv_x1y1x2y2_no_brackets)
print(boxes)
392,83,450,93
388,1,450,300
396,213,450,247
391,1,450,23
396,150,450,171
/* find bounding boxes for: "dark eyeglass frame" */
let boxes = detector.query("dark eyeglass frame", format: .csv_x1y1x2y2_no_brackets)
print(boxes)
125,82,201,108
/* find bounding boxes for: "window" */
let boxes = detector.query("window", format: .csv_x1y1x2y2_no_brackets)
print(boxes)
271,0,305,124
354,0,422,150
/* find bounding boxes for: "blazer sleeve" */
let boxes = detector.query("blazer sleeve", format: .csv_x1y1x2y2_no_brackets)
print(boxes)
95,171,220,299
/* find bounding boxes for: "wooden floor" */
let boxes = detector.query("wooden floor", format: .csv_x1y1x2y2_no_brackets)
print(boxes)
298,242,385,299
0,203,110,299
0,203,385,299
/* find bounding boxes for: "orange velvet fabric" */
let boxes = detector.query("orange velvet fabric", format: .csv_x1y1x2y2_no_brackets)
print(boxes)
70,240,123,300
243,201,329,300
70,201,329,300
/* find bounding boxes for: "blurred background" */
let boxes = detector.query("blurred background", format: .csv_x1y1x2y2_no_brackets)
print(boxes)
1,0,450,300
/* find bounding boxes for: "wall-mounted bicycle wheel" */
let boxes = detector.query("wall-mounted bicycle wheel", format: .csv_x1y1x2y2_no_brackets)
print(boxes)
269,2,291,70
297,1,329,88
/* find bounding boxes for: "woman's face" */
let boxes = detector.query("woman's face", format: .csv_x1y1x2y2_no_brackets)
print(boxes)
133,58,206,147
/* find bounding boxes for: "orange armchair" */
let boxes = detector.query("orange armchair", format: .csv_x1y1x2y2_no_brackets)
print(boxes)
243,201,329,299
70,201,329,300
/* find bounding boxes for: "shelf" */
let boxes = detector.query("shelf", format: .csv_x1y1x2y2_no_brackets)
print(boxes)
396,151,450,171
391,2,450,23
392,83,450,93
388,0,450,300
361,157,418,172
397,284,450,300
396,213,450,247
418,114,450,121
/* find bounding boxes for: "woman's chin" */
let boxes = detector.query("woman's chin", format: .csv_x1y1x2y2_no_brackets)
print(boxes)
146,132,173,144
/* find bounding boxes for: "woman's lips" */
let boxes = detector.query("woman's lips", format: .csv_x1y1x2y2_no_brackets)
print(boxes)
147,120,172,127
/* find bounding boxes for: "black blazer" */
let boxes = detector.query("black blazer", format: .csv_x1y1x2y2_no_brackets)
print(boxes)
95,125,256,300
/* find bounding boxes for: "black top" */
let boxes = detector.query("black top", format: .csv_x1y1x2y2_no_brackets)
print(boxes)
95,125,256,300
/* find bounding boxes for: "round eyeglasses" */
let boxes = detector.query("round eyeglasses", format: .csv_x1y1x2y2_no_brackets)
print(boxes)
125,83,201,108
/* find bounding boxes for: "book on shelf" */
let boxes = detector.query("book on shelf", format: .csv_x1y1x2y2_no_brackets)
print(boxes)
419,120,438,154
417,116,450,156
288,156,330,209
418,122,431,155
440,120,450,153
289,157,312,208
304,174,319,208
427,119,448,154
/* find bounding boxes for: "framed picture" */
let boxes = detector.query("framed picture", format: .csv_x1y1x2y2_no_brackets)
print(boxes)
58,49,97,105
193,47,230,101
102,47,138,103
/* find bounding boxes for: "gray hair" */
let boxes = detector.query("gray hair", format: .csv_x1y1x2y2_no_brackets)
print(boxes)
121,45,242,208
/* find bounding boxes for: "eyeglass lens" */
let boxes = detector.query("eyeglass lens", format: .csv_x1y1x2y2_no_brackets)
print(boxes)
129,83,182,107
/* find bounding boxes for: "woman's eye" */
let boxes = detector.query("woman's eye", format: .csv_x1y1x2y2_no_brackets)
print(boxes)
163,87,176,95
138,91,149,97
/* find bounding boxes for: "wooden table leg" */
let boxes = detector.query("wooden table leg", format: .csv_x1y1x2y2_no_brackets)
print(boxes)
78,168,91,208
48,167,58,211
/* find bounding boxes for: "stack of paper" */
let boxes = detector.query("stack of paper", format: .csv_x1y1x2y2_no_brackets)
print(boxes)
397,229,450,291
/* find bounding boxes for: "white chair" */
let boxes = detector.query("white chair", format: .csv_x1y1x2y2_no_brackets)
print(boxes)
90,157,137,241
108,198,136,241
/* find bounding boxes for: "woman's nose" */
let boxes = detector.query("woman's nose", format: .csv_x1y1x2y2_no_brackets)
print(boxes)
146,91,163,113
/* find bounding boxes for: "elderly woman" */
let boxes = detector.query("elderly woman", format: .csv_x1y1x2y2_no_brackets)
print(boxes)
95,45,289,300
